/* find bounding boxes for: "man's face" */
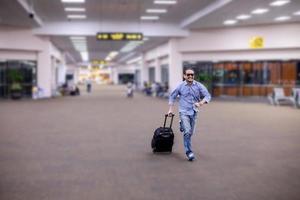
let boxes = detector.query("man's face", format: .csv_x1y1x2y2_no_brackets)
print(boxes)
184,69,195,83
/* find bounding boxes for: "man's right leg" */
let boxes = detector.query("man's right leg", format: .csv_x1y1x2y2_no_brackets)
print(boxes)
179,114,194,161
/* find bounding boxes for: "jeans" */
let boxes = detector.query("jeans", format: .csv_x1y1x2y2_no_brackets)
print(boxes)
179,112,198,154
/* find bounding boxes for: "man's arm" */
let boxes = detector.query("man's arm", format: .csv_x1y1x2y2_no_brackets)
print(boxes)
195,83,211,107
168,85,180,114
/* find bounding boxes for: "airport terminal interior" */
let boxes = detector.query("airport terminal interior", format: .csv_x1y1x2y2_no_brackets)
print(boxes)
0,0,300,199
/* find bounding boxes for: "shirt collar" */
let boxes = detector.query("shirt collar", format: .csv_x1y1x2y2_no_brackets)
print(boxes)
184,80,195,86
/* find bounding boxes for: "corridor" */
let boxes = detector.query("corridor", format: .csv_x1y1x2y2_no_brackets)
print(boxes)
0,85,300,200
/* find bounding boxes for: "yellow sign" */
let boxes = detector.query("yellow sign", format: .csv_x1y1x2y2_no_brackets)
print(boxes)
96,32,143,41
92,60,108,65
250,36,264,48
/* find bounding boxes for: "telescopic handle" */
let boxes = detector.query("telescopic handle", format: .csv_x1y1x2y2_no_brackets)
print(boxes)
163,113,174,128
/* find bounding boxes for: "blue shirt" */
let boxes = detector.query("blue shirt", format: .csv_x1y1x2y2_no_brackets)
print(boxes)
169,80,211,115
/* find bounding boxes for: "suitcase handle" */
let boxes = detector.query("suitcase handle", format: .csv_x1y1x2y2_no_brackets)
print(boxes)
163,114,174,129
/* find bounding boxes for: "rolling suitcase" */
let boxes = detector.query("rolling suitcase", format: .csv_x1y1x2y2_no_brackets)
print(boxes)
151,114,175,153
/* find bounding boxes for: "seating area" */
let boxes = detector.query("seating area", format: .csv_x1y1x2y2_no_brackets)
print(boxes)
268,87,300,108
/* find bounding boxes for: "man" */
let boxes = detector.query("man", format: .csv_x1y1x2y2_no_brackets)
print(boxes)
168,68,211,161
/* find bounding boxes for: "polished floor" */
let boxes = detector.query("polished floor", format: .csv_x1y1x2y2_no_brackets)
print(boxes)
0,85,300,200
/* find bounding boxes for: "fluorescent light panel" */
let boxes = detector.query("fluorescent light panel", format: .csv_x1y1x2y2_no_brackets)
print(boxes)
252,8,269,14
70,36,86,40
67,15,86,19
61,0,85,3
146,9,167,13
65,7,85,12
154,0,177,4
275,16,291,21
224,20,237,25
236,14,251,20
127,56,142,64
80,52,89,61
141,16,159,20
294,11,300,16
121,41,144,53
270,0,290,7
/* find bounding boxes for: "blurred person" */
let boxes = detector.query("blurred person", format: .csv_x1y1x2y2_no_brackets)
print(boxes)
167,68,211,161
86,79,92,93
126,82,134,98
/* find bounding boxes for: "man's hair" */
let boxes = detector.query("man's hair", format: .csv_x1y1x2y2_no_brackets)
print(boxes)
184,68,194,74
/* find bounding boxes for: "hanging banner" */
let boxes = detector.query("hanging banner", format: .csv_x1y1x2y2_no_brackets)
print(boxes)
96,32,143,41
249,36,264,48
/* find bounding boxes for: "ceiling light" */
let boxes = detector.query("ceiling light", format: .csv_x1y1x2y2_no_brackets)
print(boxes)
275,16,291,21
251,8,269,14
146,9,167,13
121,41,144,52
141,16,159,20
67,15,86,19
80,52,89,61
223,20,237,25
154,1,177,5
236,14,251,20
294,11,300,16
70,36,86,40
65,7,86,12
61,0,85,3
270,0,290,7
126,56,142,65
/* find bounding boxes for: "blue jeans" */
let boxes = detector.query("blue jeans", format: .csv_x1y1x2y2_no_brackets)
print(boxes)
179,112,198,154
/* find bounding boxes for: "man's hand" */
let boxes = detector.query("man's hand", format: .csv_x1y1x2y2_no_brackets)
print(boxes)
167,110,173,116
168,105,174,116
194,101,205,108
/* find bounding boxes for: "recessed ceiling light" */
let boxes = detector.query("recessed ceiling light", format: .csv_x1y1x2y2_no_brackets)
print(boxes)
146,9,167,13
294,11,300,16
154,0,177,5
65,7,86,12
67,15,86,19
61,0,85,3
275,16,291,21
270,0,290,7
140,16,159,20
251,8,269,14
236,14,251,20
224,20,237,25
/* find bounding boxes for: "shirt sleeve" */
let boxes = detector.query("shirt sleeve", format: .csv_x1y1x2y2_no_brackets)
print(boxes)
168,84,181,105
198,83,211,103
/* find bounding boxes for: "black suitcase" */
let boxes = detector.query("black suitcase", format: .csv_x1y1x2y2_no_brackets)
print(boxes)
151,114,175,153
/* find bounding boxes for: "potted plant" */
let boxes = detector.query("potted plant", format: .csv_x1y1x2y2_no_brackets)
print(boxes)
8,69,23,100
196,73,212,92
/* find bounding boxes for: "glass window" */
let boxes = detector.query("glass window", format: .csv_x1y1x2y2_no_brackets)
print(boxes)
212,63,224,84
223,63,239,84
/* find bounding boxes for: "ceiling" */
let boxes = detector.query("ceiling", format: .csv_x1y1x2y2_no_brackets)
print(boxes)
1,0,300,65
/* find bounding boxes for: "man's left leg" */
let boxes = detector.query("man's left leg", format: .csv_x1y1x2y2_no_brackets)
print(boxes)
188,112,198,161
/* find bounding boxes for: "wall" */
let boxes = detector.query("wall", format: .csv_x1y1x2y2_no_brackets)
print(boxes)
0,26,64,98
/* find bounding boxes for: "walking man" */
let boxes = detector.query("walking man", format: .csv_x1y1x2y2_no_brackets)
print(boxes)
168,68,211,161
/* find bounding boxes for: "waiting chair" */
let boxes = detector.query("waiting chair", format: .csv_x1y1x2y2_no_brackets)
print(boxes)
269,87,295,107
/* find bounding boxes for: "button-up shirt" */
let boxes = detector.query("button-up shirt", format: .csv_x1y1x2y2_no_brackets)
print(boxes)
169,80,211,115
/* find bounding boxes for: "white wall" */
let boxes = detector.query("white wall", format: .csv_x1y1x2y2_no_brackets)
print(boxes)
178,23,300,52
0,26,65,98
140,23,300,91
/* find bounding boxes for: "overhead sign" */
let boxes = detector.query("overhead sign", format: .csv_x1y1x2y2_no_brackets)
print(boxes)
250,36,264,49
96,32,143,41
92,60,108,65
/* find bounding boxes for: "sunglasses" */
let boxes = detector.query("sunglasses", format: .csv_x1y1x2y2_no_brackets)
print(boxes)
186,73,194,77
